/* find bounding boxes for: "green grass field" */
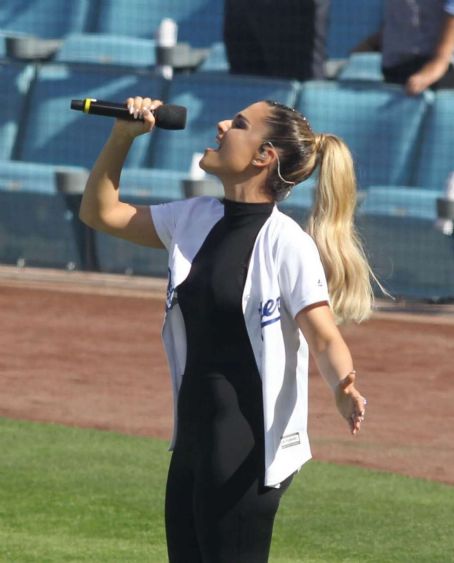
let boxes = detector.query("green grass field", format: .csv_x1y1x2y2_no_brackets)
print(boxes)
1,418,453,563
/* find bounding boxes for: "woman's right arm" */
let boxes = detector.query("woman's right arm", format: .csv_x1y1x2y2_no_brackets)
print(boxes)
79,96,164,248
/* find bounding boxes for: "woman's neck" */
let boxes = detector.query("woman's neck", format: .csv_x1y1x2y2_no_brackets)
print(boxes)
221,179,274,204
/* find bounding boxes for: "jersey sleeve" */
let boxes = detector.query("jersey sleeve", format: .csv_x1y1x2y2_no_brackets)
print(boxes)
149,199,190,251
277,226,330,318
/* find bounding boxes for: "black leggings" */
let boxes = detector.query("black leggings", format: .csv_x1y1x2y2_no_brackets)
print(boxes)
165,372,293,563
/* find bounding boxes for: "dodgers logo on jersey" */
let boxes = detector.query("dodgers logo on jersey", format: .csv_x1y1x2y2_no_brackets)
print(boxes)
165,268,178,312
259,297,281,337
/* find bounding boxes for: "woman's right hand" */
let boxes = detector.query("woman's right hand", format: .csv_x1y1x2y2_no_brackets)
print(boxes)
111,97,163,139
334,371,367,435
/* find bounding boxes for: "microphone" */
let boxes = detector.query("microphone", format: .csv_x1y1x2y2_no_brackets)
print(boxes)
70,98,187,130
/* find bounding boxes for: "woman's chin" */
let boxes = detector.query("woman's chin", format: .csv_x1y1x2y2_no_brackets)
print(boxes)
199,153,215,173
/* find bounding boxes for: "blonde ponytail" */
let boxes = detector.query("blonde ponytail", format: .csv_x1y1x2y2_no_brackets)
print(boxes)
306,134,376,324
263,101,385,322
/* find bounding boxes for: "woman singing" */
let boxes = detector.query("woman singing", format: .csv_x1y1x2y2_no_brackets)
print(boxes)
80,96,369,563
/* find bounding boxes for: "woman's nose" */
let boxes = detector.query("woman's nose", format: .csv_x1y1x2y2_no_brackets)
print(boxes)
217,119,231,137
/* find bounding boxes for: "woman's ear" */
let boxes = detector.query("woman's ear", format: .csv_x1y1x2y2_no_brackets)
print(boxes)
252,153,266,165
252,143,276,167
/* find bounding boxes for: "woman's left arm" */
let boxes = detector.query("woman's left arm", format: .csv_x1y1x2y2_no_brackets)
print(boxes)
296,304,367,435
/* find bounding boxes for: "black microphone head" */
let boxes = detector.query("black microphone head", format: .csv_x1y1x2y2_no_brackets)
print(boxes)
155,104,187,130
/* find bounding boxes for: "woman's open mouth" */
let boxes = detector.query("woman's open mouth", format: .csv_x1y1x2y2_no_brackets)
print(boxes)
205,136,222,152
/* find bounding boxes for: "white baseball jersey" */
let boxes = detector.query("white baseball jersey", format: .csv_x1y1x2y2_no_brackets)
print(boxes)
151,196,329,487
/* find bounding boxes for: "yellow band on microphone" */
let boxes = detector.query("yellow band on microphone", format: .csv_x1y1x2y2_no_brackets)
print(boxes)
83,98,95,113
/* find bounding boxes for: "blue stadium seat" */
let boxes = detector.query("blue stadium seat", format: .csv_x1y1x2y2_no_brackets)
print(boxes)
0,161,181,272
15,63,165,169
0,31,9,58
0,160,84,269
297,81,432,189
0,160,182,272
338,53,384,82
94,0,223,47
0,0,92,38
327,0,383,60
0,61,35,161
0,161,90,271
357,190,454,299
360,186,442,221
414,90,454,191
199,42,229,72
150,72,300,173
0,62,178,273
54,33,156,69
0,161,59,194
120,168,188,200
0,186,82,269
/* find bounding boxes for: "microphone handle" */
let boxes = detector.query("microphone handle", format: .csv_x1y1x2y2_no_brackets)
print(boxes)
80,99,145,121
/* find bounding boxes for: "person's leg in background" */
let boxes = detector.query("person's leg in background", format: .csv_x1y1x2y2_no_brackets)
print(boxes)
224,0,329,80
223,0,266,75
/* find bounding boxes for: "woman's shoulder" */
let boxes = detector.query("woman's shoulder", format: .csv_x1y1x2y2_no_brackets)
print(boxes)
179,196,224,220
271,209,315,246
185,195,223,207
152,195,223,222
165,195,222,211
268,209,323,267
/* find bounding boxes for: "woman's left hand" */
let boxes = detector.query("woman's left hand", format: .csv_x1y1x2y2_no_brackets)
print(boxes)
334,371,367,435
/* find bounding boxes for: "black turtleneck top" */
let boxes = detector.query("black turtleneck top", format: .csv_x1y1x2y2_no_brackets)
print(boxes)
178,198,274,372
175,199,274,450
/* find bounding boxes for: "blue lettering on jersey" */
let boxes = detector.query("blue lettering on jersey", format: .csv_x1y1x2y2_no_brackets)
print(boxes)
259,297,281,335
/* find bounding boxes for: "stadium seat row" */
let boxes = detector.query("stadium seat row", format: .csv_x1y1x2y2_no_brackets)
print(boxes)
1,58,453,297
0,0,383,61
1,31,386,83
1,61,451,206
1,0,453,299
0,0,223,48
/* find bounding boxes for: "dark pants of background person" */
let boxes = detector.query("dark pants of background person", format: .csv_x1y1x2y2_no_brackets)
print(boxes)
224,0,330,81
383,55,454,89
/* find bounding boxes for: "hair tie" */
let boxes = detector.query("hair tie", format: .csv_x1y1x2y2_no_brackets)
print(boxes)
314,134,326,155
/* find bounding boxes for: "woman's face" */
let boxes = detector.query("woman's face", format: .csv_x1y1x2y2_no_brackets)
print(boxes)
199,101,271,178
